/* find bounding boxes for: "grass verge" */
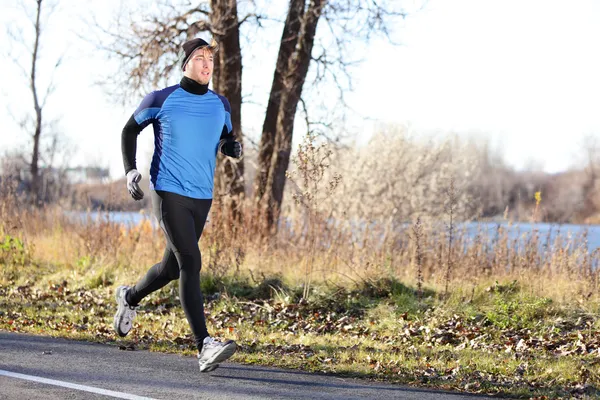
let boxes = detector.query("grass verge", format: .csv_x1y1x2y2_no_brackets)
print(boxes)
1,265,599,399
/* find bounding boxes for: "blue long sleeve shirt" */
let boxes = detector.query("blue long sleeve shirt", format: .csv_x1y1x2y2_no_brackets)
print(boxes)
121,77,233,199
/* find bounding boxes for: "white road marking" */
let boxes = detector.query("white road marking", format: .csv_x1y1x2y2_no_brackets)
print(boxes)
0,369,156,400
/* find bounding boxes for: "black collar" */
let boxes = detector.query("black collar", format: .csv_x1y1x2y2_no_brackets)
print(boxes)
180,76,209,95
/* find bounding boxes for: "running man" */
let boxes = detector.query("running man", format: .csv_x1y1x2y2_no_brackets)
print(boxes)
114,38,242,373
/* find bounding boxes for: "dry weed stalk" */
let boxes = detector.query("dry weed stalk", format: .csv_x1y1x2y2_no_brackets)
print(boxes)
286,131,341,300
412,217,424,300
444,175,457,297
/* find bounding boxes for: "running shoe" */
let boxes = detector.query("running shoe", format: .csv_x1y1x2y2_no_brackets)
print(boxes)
113,285,138,337
198,337,237,372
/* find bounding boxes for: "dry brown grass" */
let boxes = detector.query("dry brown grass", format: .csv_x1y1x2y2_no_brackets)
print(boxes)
2,188,598,308
1,130,598,305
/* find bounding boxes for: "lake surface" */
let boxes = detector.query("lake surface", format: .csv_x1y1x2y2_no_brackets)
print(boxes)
65,211,158,227
65,211,600,253
460,221,600,254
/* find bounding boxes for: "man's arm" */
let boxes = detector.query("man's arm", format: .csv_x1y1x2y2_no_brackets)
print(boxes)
121,90,161,174
121,90,162,200
216,95,242,158
121,115,143,175
121,115,145,200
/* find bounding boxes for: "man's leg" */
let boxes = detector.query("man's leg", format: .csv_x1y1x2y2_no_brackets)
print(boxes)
125,249,179,306
188,197,236,372
157,192,210,349
113,191,180,336
179,198,212,350
125,190,181,306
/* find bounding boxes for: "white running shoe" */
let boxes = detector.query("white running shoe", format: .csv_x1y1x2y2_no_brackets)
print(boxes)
198,337,237,372
113,286,138,337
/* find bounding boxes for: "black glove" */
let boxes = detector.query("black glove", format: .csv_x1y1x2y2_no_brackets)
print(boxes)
220,139,243,158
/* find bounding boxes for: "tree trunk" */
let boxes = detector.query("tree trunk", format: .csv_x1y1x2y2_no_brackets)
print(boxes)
30,0,43,204
262,0,326,229
210,0,244,207
253,0,305,205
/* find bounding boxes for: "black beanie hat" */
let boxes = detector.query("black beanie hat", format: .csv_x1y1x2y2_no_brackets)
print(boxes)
180,38,218,71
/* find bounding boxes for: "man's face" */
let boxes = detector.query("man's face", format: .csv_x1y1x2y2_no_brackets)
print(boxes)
184,47,214,85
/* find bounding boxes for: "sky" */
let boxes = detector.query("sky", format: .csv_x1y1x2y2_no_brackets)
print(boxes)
1,0,600,178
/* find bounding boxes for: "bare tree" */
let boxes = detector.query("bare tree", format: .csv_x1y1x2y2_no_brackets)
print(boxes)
253,0,306,210
6,0,65,204
210,0,244,205
29,0,45,201
579,134,600,219
253,0,410,231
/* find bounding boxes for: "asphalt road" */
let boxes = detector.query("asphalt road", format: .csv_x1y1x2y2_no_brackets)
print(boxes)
0,332,497,399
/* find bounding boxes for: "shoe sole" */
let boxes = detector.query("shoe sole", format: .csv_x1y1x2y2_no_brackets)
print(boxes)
199,342,237,372
201,364,220,372
113,286,131,337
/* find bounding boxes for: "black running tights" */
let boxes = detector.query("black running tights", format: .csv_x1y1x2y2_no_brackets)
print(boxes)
127,190,212,352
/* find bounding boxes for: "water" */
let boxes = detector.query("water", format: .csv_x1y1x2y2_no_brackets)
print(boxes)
65,211,600,253
65,211,158,228
460,221,600,254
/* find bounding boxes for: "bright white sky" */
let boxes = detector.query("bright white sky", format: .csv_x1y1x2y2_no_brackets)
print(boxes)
1,0,600,178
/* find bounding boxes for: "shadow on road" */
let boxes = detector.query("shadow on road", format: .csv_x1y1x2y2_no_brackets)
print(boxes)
212,369,493,398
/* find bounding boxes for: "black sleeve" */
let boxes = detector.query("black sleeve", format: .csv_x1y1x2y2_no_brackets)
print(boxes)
218,125,236,153
121,114,143,175
219,125,234,141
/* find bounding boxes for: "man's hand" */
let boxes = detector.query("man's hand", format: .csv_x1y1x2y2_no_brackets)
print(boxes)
126,169,144,201
220,139,243,158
